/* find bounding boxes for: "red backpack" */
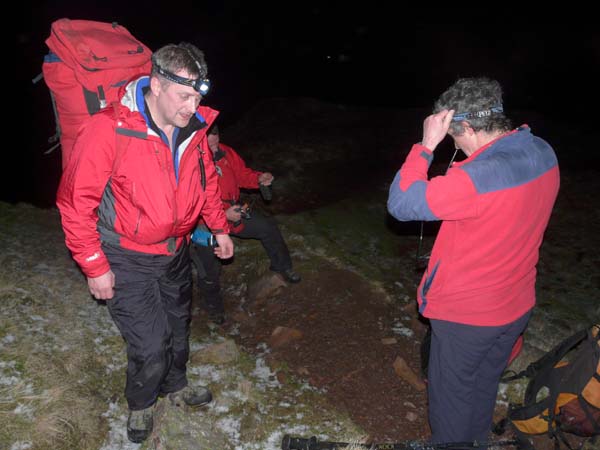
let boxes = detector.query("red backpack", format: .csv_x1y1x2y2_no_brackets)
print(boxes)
40,18,152,169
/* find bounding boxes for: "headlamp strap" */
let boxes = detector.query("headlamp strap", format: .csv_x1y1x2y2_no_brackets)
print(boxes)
154,61,210,95
452,105,504,122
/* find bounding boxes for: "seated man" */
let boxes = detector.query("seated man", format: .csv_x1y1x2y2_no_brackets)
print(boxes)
190,124,300,324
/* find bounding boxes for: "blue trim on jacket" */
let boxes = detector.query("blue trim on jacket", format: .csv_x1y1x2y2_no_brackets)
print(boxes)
387,172,438,221
419,260,439,314
462,127,558,194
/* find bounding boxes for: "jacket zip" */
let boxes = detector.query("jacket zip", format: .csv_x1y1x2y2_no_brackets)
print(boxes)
197,144,207,191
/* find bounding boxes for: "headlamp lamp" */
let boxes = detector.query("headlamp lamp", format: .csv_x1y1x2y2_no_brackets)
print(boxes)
154,61,210,95
452,105,503,122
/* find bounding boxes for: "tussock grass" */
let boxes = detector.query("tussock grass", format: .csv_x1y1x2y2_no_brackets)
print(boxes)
0,284,119,449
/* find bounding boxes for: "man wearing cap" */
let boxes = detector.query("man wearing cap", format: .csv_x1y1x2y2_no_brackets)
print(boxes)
387,77,559,443
56,42,234,443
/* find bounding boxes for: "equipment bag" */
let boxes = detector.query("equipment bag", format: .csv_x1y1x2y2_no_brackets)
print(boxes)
495,324,600,449
40,18,152,169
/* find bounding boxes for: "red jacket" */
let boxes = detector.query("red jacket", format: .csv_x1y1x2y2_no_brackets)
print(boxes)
211,143,262,233
387,126,559,326
57,76,229,278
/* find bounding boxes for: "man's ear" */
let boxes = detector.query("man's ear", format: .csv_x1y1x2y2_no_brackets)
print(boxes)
462,121,475,136
149,76,163,96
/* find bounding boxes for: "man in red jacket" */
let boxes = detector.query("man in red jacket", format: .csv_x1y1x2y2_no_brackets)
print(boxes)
56,43,234,443
387,77,559,444
190,124,300,324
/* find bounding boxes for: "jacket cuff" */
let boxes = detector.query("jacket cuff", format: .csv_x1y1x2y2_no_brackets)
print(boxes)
414,143,433,154
82,257,111,279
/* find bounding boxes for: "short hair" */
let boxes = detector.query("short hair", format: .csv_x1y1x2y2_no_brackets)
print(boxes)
207,123,219,136
434,77,512,135
151,42,208,81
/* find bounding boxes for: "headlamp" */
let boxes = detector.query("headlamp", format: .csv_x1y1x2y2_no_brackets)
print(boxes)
452,105,503,122
154,61,210,95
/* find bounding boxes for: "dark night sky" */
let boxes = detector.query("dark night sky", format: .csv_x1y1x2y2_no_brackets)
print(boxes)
9,1,600,207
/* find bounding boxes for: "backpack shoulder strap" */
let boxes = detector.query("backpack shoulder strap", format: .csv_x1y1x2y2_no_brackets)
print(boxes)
111,102,126,173
501,328,588,384
495,326,597,447
110,101,149,173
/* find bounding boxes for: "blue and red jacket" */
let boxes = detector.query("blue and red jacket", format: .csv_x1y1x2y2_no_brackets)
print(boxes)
387,126,559,326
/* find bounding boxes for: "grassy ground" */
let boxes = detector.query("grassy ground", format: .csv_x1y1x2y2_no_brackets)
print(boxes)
0,202,368,450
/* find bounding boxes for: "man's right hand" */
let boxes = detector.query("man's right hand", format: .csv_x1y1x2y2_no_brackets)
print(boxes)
421,109,455,151
88,270,115,300
214,234,234,259
225,205,242,223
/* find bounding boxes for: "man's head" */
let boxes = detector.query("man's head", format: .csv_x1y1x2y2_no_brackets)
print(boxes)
148,43,209,129
434,77,512,137
207,123,220,153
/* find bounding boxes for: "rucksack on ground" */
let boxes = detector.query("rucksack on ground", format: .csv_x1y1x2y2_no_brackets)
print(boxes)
38,18,152,169
495,324,600,449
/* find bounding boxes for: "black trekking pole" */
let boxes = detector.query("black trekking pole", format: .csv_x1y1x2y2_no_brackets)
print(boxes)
282,435,519,450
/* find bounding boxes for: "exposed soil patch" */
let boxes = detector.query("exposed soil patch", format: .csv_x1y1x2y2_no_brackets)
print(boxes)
221,265,432,443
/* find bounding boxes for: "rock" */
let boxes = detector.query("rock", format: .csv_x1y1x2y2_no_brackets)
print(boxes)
146,398,234,450
268,326,303,349
190,339,240,365
381,337,397,345
392,356,426,391
231,309,252,323
247,273,287,303
405,411,419,422
297,366,310,376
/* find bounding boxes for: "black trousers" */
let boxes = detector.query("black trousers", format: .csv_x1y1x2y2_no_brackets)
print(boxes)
190,211,292,313
103,242,192,410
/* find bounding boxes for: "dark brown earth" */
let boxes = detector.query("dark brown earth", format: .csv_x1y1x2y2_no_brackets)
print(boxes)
219,263,432,442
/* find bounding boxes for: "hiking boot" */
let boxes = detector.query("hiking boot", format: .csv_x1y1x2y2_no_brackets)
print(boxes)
279,269,301,284
208,311,226,326
127,405,154,443
168,385,213,408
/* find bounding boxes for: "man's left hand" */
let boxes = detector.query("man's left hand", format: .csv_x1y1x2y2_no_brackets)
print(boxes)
258,172,274,186
214,234,234,259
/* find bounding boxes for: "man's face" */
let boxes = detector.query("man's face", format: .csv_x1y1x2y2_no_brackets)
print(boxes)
207,132,219,153
157,70,202,128
448,125,472,154
449,132,465,151
448,124,481,156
